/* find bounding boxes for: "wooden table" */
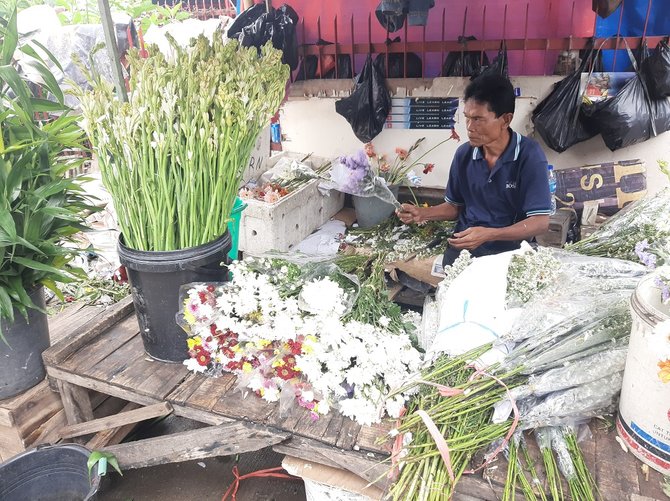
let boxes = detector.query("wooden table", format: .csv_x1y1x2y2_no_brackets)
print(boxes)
42,297,668,500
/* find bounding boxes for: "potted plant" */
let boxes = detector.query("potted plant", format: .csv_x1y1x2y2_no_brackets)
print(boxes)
77,34,289,362
0,6,96,399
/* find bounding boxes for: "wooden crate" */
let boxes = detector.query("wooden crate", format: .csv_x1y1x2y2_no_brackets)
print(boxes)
0,301,133,462
0,380,64,461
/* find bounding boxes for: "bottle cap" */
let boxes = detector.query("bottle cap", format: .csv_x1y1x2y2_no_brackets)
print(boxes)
547,164,554,170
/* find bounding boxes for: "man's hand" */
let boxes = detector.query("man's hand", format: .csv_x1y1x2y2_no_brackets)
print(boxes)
447,226,496,250
396,203,422,224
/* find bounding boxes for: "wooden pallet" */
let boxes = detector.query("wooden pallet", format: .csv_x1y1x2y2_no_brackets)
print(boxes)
41,297,669,500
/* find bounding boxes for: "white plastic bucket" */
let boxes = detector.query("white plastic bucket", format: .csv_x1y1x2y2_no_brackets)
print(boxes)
617,274,670,475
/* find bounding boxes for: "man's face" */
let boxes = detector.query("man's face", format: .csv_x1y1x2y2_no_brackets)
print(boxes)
463,99,513,147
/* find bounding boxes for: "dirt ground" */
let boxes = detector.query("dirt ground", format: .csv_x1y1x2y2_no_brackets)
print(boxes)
98,416,307,501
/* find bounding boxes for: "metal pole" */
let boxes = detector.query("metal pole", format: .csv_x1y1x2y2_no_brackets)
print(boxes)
97,0,128,102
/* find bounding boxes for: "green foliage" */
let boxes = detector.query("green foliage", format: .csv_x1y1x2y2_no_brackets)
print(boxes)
87,450,122,477
0,4,96,336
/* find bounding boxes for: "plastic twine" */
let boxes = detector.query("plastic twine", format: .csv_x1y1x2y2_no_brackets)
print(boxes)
221,466,299,501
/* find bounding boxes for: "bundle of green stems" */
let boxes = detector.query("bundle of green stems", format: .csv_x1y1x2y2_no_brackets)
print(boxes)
389,346,522,500
78,36,289,251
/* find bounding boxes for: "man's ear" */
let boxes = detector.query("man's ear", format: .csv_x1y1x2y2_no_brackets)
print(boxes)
502,113,514,127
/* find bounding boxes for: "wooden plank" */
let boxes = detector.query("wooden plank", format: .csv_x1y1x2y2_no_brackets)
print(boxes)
335,416,362,450
287,407,337,443
170,404,232,426
43,296,134,366
46,366,162,407
88,341,147,386
210,387,276,423
103,421,290,470
61,401,173,439
63,315,140,373
0,380,61,431
181,374,236,412
595,425,642,500
86,401,141,450
165,373,207,405
57,380,94,426
355,419,394,455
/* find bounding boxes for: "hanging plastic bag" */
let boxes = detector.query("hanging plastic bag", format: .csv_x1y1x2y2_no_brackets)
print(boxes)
532,43,600,153
335,54,392,143
441,36,489,77
228,3,299,70
374,38,423,78
592,0,623,18
641,39,670,99
475,40,508,80
581,42,670,151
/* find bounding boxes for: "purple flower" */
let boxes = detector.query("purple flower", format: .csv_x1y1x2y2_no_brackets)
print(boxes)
654,276,670,303
635,239,657,269
338,149,372,194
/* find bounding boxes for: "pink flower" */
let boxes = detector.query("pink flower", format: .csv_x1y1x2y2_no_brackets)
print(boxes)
422,163,434,175
364,143,376,157
395,147,409,160
379,162,391,173
263,191,280,204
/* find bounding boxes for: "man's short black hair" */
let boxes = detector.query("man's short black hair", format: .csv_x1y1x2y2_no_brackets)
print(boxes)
464,74,515,117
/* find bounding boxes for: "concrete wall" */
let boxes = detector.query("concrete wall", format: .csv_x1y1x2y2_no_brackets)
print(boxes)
281,76,670,196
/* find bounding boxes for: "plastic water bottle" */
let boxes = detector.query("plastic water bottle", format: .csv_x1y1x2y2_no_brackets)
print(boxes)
547,165,557,215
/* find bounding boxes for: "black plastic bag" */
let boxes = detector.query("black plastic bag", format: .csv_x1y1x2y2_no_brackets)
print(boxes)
475,40,508,80
295,39,353,80
374,52,422,78
441,36,489,77
296,54,353,80
592,0,623,18
641,39,670,99
374,38,422,78
581,45,670,151
532,45,599,153
335,55,391,143
229,3,299,71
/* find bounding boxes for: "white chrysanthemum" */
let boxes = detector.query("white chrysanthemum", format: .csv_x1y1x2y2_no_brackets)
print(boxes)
299,277,348,317
183,358,207,373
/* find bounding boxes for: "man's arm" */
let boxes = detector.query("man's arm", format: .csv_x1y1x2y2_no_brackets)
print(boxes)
447,215,549,250
397,202,461,224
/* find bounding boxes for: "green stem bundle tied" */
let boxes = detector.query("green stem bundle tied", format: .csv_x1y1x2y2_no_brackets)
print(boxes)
77,35,289,251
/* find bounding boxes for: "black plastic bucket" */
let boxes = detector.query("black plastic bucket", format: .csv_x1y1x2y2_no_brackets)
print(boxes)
0,444,101,501
118,231,231,363
0,286,50,400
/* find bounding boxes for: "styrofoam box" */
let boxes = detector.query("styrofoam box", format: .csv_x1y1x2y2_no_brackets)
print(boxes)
238,152,344,254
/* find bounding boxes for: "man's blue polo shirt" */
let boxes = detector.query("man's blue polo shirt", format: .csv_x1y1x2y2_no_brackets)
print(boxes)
444,129,552,255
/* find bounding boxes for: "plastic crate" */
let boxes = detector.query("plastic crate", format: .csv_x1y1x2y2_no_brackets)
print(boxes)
238,153,344,254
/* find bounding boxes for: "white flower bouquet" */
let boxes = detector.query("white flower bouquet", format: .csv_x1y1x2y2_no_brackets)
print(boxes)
178,257,421,425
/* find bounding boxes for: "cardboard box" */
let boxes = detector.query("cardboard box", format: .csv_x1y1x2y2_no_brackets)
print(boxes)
555,159,646,215
282,455,384,501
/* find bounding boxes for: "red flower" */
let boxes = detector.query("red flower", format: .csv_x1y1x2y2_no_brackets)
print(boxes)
206,284,216,293
287,340,303,355
422,163,434,175
450,128,461,141
276,365,297,380
113,266,128,284
364,143,376,157
194,347,211,367
210,324,219,336
226,360,242,371
198,291,208,304
283,355,297,368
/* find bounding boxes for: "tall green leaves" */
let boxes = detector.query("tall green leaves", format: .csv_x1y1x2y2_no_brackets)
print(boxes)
0,4,96,335
77,35,289,251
